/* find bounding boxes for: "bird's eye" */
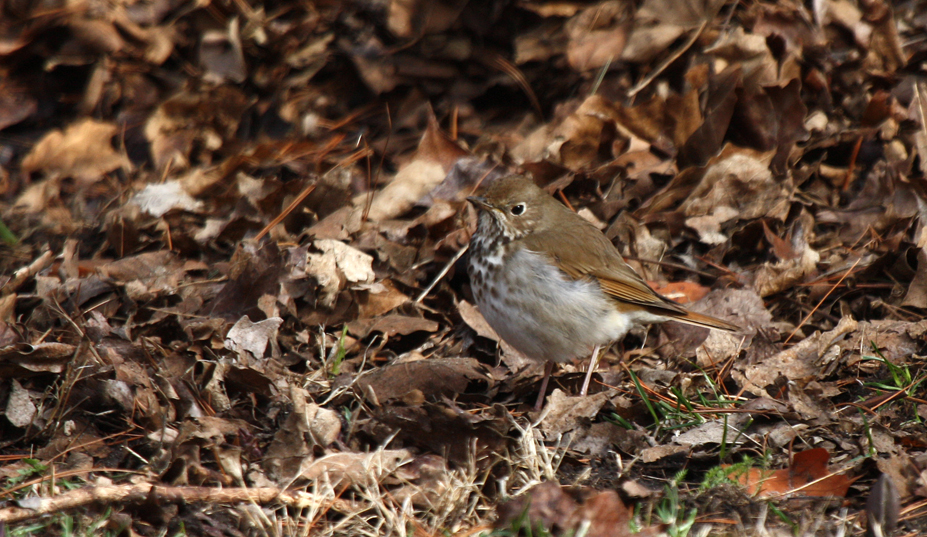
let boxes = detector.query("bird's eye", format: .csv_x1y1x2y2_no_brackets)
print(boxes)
510,203,526,216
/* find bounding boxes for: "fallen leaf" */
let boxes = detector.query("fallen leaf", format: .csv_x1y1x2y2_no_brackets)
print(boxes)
225,316,284,360
21,119,130,183
731,448,853,498
346,314,439,339
355,357,486,403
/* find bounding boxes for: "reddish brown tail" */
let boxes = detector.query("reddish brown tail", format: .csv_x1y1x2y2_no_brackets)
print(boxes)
669,309,740,332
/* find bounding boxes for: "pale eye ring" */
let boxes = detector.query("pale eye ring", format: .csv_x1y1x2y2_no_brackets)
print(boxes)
510,203,526,216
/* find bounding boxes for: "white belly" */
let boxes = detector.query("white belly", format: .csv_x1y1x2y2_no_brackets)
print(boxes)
471,247,664,363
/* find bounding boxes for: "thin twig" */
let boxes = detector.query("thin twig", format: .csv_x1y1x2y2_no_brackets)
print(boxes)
415,244,469,303
485,53,543,118
628,10,715,98
2,249,54,295
0,484,357,523
256,183,317,241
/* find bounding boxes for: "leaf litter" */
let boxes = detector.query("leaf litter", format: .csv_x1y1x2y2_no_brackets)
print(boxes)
0,0,926,535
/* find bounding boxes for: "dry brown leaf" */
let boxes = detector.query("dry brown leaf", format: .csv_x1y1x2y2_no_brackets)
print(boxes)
753,213,820,296
346,314,439,338
737,316,857,395
539,389,611,439
875,453,916,501
682,150,790,222
622,0,720,63
387,0,469,38
224,316,284,360
358,116,469,224
300,449,412,488
902,248,927,308
0,79,37,131
356,280,409,318
354,357,485,403
672,416,750,448
567,489,634,537
640,444,690,463
21,119,130,183
651,280,710,304
731,448,853,498
144,86,251,169
571,422,652,456
704,27,778,89
0,342,74,377
549,94,619,170
565,2,629,71
5,379,37,428
307,239,375,308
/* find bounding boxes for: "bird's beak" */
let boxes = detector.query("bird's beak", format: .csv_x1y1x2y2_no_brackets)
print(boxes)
466,196,490,210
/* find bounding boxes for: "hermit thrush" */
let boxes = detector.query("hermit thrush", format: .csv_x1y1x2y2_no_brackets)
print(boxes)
467,175,738,410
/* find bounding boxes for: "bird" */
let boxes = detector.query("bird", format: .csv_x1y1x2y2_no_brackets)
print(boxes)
466,175,739,410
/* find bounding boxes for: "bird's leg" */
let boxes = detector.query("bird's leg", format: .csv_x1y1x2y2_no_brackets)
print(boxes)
534,361,555,411
579,345,601,396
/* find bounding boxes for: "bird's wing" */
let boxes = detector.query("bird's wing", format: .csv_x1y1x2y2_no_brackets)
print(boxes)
520,220,739,332
519,221,687,314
